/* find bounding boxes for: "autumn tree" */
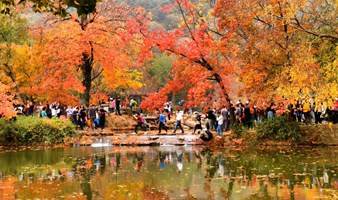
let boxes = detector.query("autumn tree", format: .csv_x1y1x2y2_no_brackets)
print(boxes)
214,0,338,104
0,0,148,106
140,0,238,110
29,0,148,106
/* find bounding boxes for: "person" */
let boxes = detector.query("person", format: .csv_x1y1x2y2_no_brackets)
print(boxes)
235,102,244,124
163,102,172,120
244,102,252,128
66,106,73,118
94,110,100,128
200,129,213,142
173,110,184,134
129,98,138,114
40,107,48,118
287,103,296,121
71,107,79,126
109,98,116,113
79,107,87,129
115,97,121,115
158,110,168,134
267,103,275,119
253,105,259,126
26,103,35,116
46,104,52,118
51,105,58,118
216,112,223,136
221,106,229,131
229,103,236,128
87,105,97,129
99,108,106,129
295,100,303,122
193,112,203,134
303,100,311,123
134,112,147,134
206,108,216,130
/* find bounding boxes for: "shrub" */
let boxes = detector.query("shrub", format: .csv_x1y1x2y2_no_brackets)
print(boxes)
0,116,76,146
256,116,301,141
231,123,246,138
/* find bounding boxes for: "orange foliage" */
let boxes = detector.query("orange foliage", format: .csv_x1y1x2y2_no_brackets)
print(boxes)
29,1,148,105
0,83,15,118
140,0,237,110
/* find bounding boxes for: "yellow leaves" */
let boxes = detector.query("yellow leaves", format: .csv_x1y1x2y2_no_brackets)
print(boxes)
104,68,143,91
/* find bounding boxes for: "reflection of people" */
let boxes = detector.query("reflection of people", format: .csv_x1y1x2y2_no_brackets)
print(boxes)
135,153,144,172
176,150,183,173
217,156,225,177
159,152,166,169
323,169,330,188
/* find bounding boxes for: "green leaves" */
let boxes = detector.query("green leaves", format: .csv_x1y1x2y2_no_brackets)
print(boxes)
0,116,76,146
256,117,301,142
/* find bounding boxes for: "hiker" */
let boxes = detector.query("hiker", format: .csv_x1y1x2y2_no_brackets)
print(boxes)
129,98,138,114
229,103,236,128
158,110,168,134
109,98,115,113
235,102,243,124
221,106,229,131
115,97,121,115
206,108,216,130
87,105,96,129
134,112,147,134
78,106,87,129
193,112,203,134
46,104,52,118
98,108,106,129
94,110,100,128
40,107,48,118
200,129,213,142
244,101,252,128
216,112,224,136
173,110,184,134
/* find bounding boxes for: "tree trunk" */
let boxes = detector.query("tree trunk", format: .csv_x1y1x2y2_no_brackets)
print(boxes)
213,73,231,105
198,58,231,105
80,43,94,107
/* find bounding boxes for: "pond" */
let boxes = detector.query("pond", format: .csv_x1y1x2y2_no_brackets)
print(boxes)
0,146,337,200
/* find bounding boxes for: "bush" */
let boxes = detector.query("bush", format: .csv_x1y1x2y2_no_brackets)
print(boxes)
256,116,301,142
0,116,76,146
231,123,246,138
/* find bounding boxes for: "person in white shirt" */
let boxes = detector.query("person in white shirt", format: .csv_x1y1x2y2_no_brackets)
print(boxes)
173,110,184,134
66,106,74,118
216,112,224,136
51,105,57,117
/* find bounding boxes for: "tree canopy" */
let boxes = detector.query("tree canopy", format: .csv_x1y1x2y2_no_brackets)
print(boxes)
0,0,337,115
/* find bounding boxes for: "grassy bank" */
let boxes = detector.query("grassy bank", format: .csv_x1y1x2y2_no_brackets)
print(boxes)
0,116,77,146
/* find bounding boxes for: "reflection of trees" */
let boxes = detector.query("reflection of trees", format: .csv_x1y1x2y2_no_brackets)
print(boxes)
73,154,107,200
199,148,337,200
2,147,338,199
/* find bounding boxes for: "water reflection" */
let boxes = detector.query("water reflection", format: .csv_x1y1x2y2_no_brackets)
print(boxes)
0,147,337,199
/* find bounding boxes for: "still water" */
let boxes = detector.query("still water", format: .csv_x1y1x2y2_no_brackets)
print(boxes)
0,146,337,200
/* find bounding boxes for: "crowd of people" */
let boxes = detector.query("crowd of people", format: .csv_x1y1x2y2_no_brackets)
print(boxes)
10,97,338,136
136,98,338,137
13,102,107,130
